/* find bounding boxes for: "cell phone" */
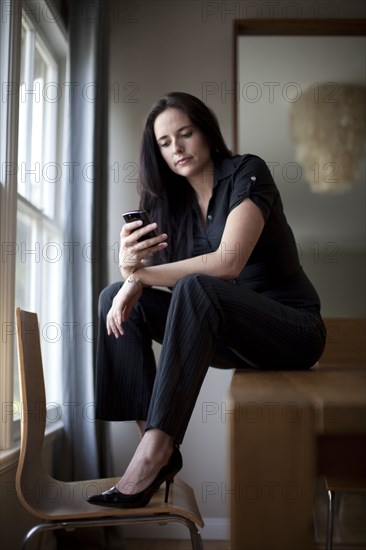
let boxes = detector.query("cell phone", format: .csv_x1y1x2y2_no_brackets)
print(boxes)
122,209,158,241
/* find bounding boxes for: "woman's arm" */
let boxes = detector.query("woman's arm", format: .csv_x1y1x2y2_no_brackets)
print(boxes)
132,197,265,288
107,197,264,337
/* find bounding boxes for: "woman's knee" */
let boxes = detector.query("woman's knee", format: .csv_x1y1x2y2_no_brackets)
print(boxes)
171,274,222,318
173,273,215,293
98,282,122,317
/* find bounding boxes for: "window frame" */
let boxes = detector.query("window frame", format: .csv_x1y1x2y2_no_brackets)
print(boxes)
0,0,68,454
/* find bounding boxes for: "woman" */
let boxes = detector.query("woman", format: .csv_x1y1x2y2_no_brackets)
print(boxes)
87,92,326,508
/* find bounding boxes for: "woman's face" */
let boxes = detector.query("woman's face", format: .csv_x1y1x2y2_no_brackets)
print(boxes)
153,108,212,185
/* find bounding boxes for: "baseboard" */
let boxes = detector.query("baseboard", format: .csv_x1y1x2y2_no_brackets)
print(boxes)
121,516,229,540
201,517,230,540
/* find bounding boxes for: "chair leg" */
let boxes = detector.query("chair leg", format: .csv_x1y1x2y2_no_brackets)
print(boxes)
180,517,204,550
326,489,335,550
21,523,52,550
21,515,203,550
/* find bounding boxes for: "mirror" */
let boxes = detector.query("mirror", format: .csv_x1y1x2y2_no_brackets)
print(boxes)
233,20,366,316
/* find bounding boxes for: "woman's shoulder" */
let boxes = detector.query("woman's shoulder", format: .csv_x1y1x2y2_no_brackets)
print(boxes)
215,153,270,181
233,153,269,170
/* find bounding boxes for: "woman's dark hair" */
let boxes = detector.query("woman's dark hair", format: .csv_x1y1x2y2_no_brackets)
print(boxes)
138,91,232,263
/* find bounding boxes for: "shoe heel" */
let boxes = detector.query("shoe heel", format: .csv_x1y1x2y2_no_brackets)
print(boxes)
164,477,174,503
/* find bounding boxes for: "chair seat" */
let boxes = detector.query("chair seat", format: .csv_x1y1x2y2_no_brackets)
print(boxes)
18,473,204,526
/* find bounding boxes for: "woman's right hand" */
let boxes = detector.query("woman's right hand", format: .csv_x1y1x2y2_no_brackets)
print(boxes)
106,277,143,337
118,220,168,278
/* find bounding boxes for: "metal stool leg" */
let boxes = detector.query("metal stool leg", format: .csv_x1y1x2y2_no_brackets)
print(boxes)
326,489,335,550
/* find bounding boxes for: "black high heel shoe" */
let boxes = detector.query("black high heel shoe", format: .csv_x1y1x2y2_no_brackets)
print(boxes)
87,445,182,508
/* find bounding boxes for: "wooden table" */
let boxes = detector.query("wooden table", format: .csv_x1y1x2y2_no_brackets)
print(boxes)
229,319,366,550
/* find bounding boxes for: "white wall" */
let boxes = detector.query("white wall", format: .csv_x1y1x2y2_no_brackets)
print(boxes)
107,1,235,537
106,0,366,539
302,251,366,318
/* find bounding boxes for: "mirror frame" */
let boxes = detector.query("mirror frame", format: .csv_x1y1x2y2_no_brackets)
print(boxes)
232,19,366,152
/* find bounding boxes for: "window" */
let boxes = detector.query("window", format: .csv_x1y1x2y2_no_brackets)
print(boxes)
0,1,68,451
15,14,64,409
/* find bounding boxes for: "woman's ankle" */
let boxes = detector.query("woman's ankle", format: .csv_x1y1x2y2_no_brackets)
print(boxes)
138,429,174,462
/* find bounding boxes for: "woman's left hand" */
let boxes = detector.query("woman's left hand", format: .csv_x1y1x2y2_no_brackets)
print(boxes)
106,278,143,337
119,220,168,279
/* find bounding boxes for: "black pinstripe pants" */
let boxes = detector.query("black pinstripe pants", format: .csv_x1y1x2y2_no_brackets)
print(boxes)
95,274,326,443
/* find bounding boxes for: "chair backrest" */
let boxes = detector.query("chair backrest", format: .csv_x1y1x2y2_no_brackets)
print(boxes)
15,308,50,508
321,318,366,366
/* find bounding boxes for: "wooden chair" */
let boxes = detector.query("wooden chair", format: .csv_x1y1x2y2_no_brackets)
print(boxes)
15,308,204,550
320,318,366,550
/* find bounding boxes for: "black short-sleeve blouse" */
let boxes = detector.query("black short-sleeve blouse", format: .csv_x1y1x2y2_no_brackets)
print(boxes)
190,154,321,310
